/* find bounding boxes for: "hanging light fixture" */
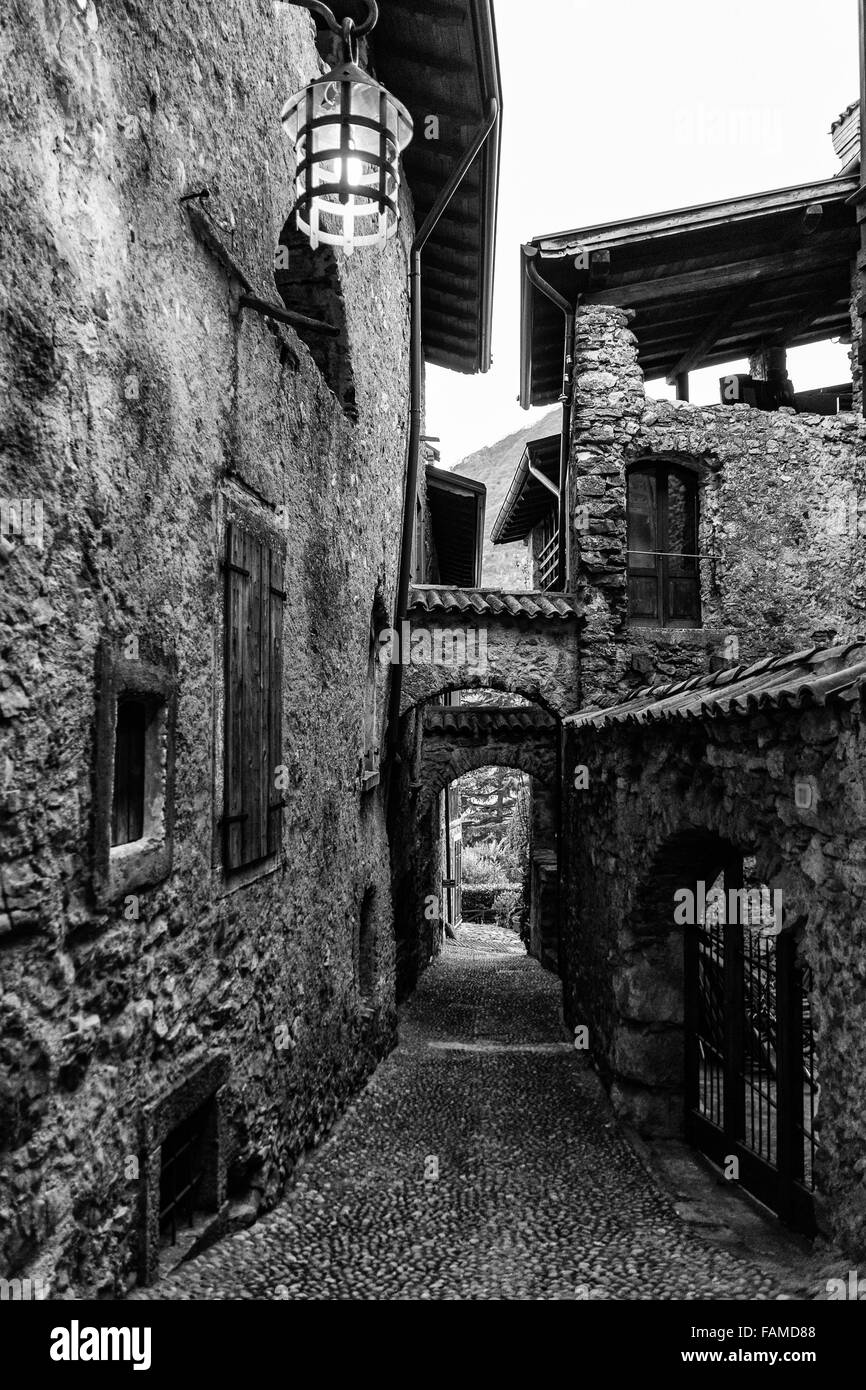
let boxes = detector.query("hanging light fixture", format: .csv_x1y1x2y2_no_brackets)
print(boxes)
281,1,414,256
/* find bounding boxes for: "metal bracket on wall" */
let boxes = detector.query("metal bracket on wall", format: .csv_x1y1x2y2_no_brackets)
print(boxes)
183,199,338,356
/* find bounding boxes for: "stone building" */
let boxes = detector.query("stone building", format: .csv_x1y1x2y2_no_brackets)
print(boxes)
503,105,864,1250
0,0,501,1295
395,98,866,1257
3,0,866,1298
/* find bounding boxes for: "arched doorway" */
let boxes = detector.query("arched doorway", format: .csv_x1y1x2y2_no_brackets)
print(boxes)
445,765,532,941
682,850,817,1234
390,687,561,997
615,830,818,1235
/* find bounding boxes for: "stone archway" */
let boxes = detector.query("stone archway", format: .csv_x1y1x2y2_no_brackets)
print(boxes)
398,588,580,719
418,704,558,812
392,699,562,987
604,824,820,1233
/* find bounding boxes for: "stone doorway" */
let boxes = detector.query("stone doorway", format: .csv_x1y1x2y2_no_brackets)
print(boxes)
684,856,818,1235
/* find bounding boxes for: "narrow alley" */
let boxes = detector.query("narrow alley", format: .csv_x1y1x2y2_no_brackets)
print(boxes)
131,924,812,1302
5,0,866,1355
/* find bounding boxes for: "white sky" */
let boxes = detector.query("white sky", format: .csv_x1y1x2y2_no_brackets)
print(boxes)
425,0,860,466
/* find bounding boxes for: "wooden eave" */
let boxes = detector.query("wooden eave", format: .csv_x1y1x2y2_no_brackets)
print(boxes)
521,175,859,405
372,0,502,374
426,465,487,587
491,434,560,544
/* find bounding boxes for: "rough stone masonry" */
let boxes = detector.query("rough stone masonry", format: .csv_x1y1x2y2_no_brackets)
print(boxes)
0,0,413,1296
569,304,866,706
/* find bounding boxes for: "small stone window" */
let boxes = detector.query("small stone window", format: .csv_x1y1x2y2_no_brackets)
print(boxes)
139,1054,228,1285
159,1099,215,1253
357,886,376,1002
93,642,175,907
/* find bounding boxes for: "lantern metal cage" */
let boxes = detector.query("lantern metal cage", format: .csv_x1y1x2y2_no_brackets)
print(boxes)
281,3,414,255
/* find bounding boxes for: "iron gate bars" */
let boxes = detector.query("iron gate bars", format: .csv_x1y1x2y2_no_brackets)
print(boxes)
685,873,817,1235
159,1104,208,1247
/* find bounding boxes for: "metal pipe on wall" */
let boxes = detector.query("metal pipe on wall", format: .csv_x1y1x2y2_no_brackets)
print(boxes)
524,250,575,593
859,0,866,417
385,98,500,771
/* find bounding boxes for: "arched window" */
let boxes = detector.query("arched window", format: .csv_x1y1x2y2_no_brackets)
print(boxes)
627,462,700,627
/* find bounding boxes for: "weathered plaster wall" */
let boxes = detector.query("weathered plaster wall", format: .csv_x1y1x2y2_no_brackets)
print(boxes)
0,0,412,1295
570,305,866,707
561,691,866,1255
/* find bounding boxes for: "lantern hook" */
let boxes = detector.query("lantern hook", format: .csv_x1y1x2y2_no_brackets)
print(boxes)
290,1,379,39
341,16,359,63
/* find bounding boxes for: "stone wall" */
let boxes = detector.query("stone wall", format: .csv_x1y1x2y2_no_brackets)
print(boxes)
561,687,866,1255
570,305,866,707
399,611,580,717
0,0,413,1295
388,707,443,1000
390,698,559,996
418,711,558,811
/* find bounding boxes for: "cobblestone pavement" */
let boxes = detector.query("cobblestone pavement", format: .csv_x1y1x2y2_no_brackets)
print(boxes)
132,923,812,1300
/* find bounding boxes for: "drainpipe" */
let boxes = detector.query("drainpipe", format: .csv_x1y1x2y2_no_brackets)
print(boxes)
443,787,453,927
524,247,575,593
386,97,500,768
527,458,559,500
859,0,866,417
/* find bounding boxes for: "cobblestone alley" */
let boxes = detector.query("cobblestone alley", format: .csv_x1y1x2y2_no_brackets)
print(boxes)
131,924,815,1301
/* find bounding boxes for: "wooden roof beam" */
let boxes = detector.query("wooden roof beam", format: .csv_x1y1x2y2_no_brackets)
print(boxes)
768,283,849,348
665,288,753,383
404,96,488,124
388,46,474,74
384,0,468,24
423,230,482,258
424,304,480,329
801,203,824,235
409,196,482,232
651,321,853,378
585,245,854,308
534,176,859,256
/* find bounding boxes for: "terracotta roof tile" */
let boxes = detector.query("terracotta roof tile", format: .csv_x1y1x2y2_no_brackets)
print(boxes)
568,641,866,732
424,705,557,737
409,586,577,622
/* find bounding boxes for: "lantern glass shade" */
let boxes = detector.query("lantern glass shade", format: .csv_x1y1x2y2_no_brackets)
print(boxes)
281,59,413,255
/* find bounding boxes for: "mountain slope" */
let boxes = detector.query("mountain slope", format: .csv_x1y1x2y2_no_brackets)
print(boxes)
452,408,560,590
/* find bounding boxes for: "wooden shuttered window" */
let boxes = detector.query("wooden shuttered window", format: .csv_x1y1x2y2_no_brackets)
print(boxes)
627,463,701,628
223,522,285,872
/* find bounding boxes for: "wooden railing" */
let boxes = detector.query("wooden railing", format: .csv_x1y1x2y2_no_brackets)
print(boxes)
537,531,559,591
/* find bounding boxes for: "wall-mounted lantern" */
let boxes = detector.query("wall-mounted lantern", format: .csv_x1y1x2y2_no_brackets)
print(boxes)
281,1,414,256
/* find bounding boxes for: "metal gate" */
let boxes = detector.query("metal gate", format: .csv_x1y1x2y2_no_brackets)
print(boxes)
685,890,818,1233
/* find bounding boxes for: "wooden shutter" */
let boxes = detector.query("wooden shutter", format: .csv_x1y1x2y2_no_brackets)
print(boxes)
224,522,284,871
628,465,701,627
